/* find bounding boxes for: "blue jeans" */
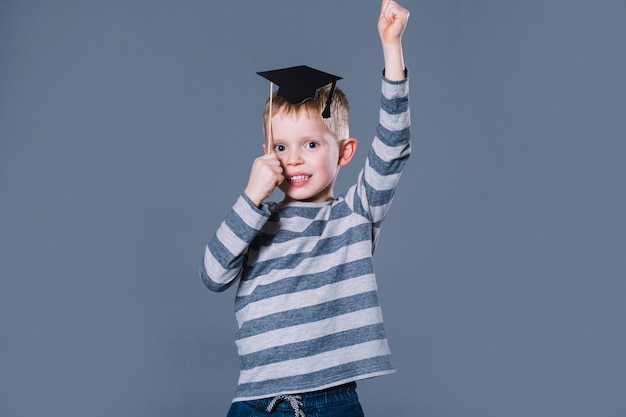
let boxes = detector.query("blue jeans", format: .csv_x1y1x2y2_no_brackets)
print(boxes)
226,382,365,417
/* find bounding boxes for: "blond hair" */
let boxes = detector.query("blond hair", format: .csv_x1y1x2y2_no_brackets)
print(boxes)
263,85,350,141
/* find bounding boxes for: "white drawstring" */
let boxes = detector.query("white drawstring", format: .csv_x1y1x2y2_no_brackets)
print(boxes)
266,394,306,417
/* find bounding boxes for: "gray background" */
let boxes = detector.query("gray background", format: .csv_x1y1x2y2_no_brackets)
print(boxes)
1,1,625,416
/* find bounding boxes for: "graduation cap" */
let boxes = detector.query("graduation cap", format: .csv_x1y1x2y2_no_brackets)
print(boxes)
257,65,342,152
257,65,342,119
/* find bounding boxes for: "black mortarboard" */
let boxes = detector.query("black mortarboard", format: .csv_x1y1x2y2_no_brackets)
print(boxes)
257,65,342,119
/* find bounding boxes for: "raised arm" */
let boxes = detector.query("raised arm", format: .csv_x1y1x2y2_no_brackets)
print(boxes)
378,0,409,81
344,0,411,246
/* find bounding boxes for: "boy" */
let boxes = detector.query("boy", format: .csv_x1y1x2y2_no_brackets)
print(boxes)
201,1,410,415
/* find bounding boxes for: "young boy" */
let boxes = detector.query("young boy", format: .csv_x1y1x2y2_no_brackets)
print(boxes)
201,1,410,415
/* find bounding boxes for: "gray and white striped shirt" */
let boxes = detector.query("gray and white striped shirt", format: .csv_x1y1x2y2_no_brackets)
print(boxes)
201,75,410,402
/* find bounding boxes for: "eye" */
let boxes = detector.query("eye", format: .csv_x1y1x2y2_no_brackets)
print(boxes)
306,142,318,149
274,144,286,152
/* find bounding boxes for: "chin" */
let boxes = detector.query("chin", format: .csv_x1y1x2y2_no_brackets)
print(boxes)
282,191,319,203
281,183,334,203
286,193,315,202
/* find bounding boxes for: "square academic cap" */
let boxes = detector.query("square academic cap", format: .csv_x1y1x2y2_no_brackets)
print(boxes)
257,65,342,119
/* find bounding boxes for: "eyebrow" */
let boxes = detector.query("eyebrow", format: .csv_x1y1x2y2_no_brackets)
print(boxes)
273,135,326,142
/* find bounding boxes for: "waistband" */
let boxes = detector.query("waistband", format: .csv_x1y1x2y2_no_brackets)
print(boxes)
245,382,358,414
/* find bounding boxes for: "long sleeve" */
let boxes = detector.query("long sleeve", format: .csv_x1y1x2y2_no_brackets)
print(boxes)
200,194,270,292
345,75,411,249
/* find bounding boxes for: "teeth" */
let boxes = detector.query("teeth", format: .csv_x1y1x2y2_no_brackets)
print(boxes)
289,175,309,182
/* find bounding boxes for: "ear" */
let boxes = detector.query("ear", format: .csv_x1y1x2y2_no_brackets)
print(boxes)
262,144,269,155
338,138,357,167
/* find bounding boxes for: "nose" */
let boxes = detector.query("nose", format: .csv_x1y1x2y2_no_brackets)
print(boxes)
283,149,304,166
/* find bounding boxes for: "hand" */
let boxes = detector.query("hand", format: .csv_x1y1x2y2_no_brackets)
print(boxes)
378,0,410,45
244,153,284,207
378,0,409,81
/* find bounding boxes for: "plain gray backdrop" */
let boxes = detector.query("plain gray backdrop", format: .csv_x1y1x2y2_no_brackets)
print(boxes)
1,1,625,416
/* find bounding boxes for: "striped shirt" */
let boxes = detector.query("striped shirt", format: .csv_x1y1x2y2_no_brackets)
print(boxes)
201,76,410,402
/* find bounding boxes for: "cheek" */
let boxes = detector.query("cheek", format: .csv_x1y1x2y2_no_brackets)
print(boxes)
318,153,339,173
328,148,341,165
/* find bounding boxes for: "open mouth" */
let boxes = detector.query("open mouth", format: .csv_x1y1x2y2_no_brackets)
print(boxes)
287,175,311,185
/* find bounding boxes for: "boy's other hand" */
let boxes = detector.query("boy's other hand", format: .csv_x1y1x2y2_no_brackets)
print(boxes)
378,0,409,45
244,153,284,207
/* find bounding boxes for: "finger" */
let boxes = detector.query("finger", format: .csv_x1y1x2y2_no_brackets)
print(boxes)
275,173,284,186
262,156,283,172
385,0,399,17
386,0,395,17
380,0,390,18
385,2,398,20
264,153,283,168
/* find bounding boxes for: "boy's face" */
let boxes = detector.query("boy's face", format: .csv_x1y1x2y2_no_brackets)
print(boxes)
267,109,355,203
